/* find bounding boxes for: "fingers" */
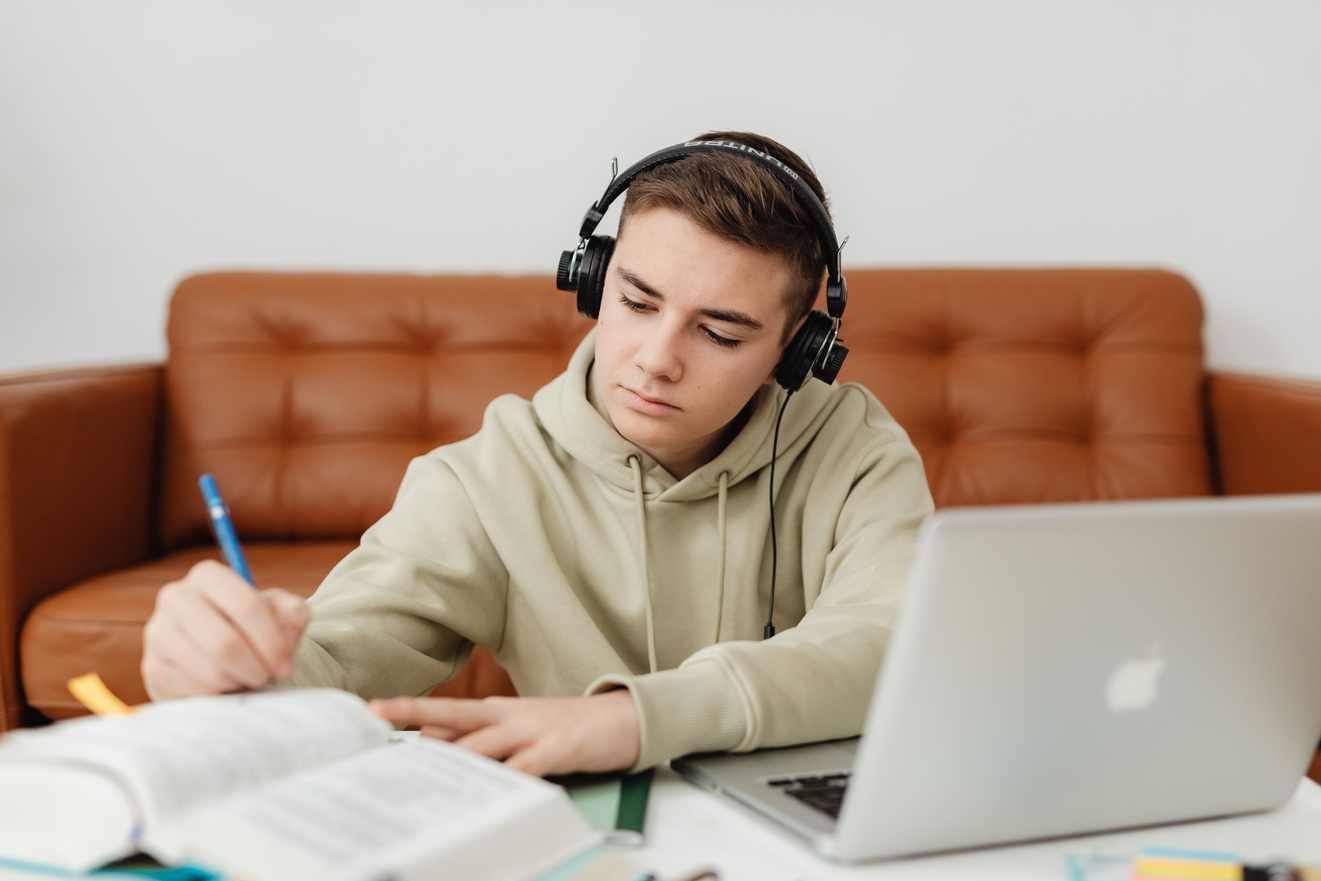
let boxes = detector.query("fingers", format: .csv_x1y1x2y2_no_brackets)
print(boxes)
504,739,562,778
369,694,641,777
192,569,298,677
370,697,533,758
417,724,465,741
141,639,233,700
144,576,262,697
266,588,312,652
141,560,308,699
171,582,277,688
370,696,506,735
453,720,533,761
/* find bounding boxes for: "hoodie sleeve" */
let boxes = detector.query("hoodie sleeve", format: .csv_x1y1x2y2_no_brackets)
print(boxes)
289,452,510,699
588,397,934,771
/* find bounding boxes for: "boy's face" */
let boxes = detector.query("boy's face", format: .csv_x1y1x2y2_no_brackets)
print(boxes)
594,206,802,479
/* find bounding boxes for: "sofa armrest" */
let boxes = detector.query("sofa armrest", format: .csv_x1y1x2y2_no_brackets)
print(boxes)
1207,371,1321,496
0,364,162,729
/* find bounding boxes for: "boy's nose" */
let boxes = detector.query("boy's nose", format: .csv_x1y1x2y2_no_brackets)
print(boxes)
634,321,684,382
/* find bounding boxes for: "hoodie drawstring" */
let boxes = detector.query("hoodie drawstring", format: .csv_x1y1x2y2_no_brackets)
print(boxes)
628,455,659,674
712,471,730,642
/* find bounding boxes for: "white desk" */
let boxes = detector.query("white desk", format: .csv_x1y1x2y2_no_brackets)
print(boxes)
629,768,1321,881
0,760,1314,881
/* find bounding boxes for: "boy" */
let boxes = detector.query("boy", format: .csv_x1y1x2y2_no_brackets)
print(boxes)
141,132,934,776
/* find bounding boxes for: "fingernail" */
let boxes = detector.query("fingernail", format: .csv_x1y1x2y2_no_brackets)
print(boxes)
276,660,293,678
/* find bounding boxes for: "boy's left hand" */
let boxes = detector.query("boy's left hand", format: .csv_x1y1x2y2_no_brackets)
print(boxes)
369,689,641,777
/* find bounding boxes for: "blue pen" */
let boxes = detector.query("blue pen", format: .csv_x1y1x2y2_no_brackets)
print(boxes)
198,474,255,586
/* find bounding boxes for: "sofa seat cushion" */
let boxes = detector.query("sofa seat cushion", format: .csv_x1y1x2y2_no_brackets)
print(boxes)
20,540,514,720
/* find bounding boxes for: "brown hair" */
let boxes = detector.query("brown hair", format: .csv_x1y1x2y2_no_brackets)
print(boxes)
618,131,831,340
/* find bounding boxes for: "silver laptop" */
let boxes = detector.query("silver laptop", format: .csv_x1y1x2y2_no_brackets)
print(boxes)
673,494,1321,862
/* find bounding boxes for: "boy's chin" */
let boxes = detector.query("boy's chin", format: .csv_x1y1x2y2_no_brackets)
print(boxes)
611,418,678,453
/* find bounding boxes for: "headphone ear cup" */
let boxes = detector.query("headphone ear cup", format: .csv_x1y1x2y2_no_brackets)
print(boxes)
575,235,616,319
775,310,835,390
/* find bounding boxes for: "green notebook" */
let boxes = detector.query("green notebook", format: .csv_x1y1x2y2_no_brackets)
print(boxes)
558,770,655,846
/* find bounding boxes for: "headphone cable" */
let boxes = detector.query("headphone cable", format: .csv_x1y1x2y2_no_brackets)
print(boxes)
765,388,795,639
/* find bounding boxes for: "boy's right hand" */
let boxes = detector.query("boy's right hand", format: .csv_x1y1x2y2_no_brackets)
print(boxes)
141,560,310,700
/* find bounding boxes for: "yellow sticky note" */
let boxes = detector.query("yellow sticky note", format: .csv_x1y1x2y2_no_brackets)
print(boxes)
67,673,137,716
1132,857,1242,880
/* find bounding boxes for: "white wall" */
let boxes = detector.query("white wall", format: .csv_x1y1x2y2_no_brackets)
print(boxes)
2,1,1318,377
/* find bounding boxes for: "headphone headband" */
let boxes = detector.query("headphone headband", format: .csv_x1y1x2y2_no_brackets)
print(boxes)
576,140,846,319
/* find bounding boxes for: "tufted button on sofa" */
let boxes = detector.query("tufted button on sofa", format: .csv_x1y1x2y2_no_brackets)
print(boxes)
3,269,1320,741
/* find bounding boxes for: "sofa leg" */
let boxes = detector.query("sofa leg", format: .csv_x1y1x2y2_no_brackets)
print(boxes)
18,704,52,729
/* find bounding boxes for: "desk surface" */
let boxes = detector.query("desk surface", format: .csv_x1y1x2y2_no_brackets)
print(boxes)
630,768,1321,881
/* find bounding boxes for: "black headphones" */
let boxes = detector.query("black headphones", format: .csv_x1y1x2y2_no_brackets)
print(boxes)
556,139,849,390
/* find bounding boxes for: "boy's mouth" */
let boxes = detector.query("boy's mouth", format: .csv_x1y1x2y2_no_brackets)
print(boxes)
621,386,680,413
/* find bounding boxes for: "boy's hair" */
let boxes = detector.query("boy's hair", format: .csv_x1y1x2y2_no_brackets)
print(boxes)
619,131,831,340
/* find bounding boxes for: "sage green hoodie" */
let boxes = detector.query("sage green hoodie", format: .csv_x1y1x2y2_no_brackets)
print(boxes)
292,330,934,770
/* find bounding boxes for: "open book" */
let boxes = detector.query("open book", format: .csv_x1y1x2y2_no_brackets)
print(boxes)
0,689,639,881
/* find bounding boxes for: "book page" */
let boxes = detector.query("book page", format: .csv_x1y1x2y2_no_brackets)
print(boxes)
0,763,140,871
166,739,601,881
0,689,390,837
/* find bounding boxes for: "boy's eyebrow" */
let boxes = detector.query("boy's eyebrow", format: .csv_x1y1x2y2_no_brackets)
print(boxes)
617,266,765,331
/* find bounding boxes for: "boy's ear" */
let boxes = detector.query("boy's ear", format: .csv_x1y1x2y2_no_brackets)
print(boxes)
764,312,811,385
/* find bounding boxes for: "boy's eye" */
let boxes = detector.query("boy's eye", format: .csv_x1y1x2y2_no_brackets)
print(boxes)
618,294,740,349
702,328,741,349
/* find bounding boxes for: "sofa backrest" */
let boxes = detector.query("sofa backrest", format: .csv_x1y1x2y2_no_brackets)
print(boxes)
160,273,593,549
839,268,1211,506
160,268,1211,548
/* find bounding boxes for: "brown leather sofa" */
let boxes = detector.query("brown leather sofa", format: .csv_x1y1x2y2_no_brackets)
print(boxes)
4,269,1321,781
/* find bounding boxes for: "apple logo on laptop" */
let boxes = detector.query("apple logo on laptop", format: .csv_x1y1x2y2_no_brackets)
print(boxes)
1105,645,1166,713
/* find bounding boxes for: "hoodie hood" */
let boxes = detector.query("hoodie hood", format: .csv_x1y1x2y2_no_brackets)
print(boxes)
532,328,838,501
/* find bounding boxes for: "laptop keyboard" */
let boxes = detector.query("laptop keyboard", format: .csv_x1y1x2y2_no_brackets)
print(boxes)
767,772,851,819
